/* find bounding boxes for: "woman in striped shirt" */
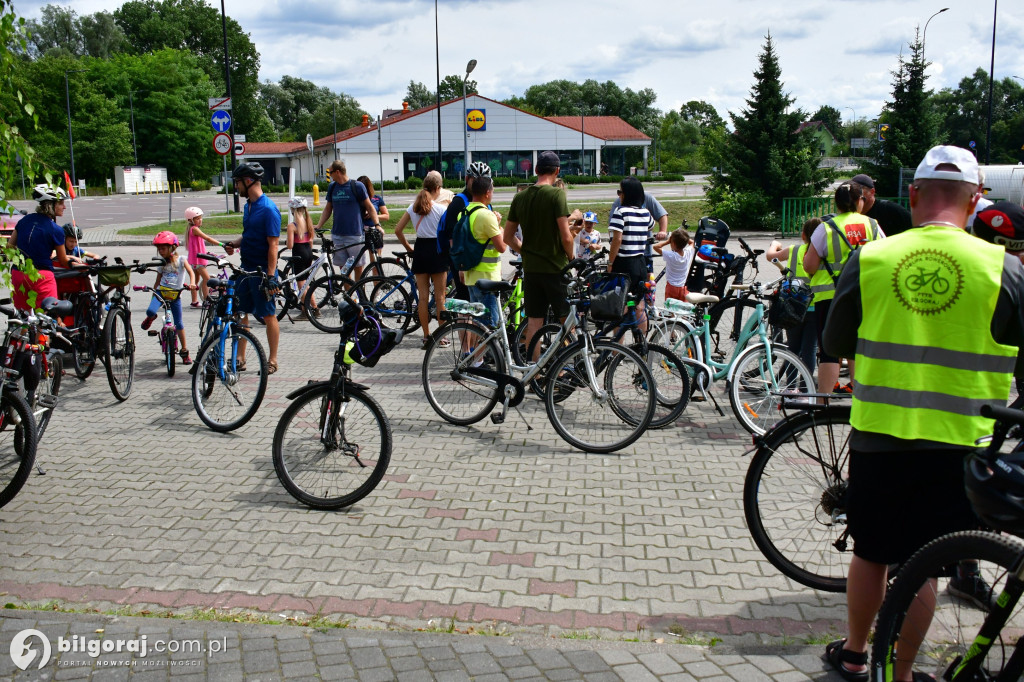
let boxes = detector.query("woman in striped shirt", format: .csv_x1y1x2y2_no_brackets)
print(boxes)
608,177,654,332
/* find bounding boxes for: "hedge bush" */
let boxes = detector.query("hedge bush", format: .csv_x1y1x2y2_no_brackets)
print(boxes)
190,180,212,191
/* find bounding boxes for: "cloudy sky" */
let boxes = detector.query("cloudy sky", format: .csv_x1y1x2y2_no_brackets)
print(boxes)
14,0,1024,125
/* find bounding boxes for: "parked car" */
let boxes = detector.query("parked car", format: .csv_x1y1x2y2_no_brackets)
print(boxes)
0,207,26,240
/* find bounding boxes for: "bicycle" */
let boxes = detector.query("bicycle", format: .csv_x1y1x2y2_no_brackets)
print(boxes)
61,257,158,401
870,403,1024,682
354,249,456,334
273,296,399,510
275,230,349,324
422,257,657,454
649,278,814,435
0,362,36,510
133,285,194,377
189,254,269,432
905,266,951,294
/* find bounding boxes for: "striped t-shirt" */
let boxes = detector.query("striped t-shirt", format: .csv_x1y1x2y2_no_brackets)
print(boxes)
608,206,654,257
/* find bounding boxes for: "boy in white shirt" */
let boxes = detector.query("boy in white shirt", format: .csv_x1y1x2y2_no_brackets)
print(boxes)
653,227,694,301
572,211,602,259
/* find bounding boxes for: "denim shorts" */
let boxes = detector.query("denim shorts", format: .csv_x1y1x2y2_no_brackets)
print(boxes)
233,274,276,319
468,283,499,328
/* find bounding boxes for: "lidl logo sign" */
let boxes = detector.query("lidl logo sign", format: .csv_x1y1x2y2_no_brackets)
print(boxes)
467,109,486,131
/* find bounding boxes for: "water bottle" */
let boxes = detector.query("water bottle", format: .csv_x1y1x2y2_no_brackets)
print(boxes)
104,302,111,312
342,256,355,275
664,298,694,314
444,299,486,316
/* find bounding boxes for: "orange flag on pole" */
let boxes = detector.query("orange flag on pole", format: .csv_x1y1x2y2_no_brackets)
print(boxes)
63,171,76,199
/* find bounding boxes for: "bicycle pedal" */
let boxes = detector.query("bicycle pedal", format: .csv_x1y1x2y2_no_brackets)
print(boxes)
147,330,158,337
36,395,57,410
490,413,505,425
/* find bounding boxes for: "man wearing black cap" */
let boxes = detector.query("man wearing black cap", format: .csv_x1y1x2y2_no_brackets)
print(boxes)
503,151,573,355
850,173,912,236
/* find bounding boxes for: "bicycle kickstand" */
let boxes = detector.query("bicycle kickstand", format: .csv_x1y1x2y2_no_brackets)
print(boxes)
490,388,513,425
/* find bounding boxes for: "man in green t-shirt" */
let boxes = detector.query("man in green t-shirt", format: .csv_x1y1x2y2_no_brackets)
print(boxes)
503,151,573,355
465,176,506,327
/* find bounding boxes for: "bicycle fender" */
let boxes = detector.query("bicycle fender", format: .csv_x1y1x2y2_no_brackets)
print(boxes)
725,342,769,384
285,380,330,401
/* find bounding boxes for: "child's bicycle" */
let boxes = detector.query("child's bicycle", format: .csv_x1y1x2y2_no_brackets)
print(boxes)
133,285,193,377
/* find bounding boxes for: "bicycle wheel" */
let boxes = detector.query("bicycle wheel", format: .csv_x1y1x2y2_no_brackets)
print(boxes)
729,344,814,435
524,323,575,399
871,531,1024,682
273,384,392,510
103,306,135,401
744,405,855,592
707,298,759,362
71,297,97,379
359,275,414,333
0,389,36,508
192,326,268,432
422,321,505,426
545,339,655,453
304,274,356,333
364,257,409,284
162,328,176,377
641,342,690,429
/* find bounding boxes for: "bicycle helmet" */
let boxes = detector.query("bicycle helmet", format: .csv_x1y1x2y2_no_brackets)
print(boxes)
467,161,491,178
62,223,82,240
231,162,265,181
973,201,1024,253
965,445,1024,535
583,211,598,223
287,197,308,209
184,206,204,221
32,184,67,202
153,230,179,247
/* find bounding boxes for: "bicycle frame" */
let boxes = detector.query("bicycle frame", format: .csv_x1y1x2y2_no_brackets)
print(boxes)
281,246,331,306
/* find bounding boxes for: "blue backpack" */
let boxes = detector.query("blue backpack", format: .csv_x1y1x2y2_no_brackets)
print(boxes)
449,205,488,271
436,192,470,254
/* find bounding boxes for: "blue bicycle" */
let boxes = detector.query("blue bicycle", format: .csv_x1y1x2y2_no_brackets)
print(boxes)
189,253,269,432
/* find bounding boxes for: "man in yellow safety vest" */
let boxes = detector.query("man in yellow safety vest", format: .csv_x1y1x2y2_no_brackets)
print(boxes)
821,146,1024,682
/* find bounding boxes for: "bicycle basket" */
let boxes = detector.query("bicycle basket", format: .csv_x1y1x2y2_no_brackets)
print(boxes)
587,273,630,322
767,280,812,330
365,227,384,251
97,266,131,288
348,315,401,368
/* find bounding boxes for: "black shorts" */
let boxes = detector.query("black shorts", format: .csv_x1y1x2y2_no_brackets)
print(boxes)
291,242,314,275
848,448,978,565
611,255,648,298
523,272,569,319
815,299,839,364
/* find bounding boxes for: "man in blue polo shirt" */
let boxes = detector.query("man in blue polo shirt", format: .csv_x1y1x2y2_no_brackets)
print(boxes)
313,160,381,282
224,162,281,373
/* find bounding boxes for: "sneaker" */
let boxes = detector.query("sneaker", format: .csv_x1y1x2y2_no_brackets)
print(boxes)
140,315,156,331
948,574,997,611
833,382,853,394
179,349,192,366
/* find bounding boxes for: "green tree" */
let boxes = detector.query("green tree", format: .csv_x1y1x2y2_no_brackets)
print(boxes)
679,100,725,131
259,76,365,141
811,105,845,143
114,0,263,138
438,74,477,102
23,4,83,57
293,94,365,141
657,111,701,173
79,12,128,59
404,80,434,110
508,79,660,135
704,34,833,230
861,32,938,194
933,69,1024,164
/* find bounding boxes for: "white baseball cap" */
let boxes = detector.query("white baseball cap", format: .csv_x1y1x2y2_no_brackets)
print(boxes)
914,145,980,185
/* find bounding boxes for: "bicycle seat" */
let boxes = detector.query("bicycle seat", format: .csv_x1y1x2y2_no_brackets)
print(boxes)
392,250,410,259
685,292,720,305
41,297,73,317
208,278,228,288
510,258,523,268
474,279,514,294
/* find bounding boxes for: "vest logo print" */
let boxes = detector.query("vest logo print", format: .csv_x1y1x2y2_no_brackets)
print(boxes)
892,249,963,315
844,223,867,246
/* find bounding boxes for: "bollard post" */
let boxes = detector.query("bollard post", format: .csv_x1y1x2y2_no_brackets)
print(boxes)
313,183,320,206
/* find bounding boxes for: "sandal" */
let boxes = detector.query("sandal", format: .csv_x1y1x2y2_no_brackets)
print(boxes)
179,349,192,365
437,337,451,348
266,360,278,375
825,639,868,682
421,337,431,350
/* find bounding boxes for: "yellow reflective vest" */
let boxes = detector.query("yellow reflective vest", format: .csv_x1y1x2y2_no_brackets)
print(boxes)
809,212,883,303
851,225,1018,446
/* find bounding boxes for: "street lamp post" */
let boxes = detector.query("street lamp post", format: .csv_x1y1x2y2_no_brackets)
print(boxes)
434,0,441,176
219,0,238,212
332,99,338,161
462,59,477,178
986,0,997,164
64,68,87,186
128,89,139,165
580,107,585,176
922,7,949,51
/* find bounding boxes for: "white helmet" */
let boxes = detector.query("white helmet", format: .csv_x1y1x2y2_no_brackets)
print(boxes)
184,206,204,220
32,184,67,202
288,197,308,209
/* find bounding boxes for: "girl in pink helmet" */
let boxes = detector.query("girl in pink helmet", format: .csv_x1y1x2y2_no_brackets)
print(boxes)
141,231,197,365
184,206,226,307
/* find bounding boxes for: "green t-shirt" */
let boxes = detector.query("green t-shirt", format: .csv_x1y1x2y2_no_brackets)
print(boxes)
508,184,569,274
466,202,501,286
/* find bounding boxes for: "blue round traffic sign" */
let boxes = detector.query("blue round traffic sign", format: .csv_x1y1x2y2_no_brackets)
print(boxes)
211,111,232,133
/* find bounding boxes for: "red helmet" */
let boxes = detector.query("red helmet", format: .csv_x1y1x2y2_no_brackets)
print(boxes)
153,231,179,247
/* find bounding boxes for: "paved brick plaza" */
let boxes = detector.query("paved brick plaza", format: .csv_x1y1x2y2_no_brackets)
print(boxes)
0,239,848,679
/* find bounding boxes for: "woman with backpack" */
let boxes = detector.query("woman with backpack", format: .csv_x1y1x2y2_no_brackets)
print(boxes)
394,171,449,347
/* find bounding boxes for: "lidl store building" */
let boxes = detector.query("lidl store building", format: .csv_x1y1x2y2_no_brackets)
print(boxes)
240,95,652,186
